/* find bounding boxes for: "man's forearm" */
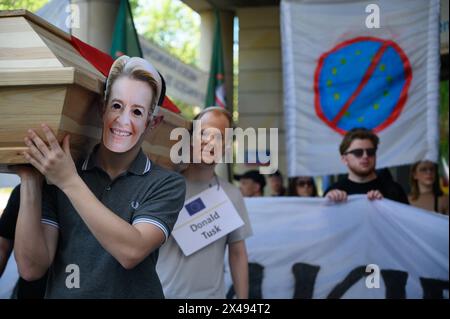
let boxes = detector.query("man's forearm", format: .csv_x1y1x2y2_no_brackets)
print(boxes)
14,179,51,279
61,176,160,269
229,241,249,299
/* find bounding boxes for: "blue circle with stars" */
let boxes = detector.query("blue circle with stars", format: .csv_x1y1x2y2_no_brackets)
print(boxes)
314,37,412,134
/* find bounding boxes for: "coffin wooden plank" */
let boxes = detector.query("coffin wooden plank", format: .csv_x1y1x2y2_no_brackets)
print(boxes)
59,116,102,141
0,115,61,141
0,16,32,33
0,47,56,60
62,85,103,127
0,16,61,68
0,68,74,86
0,10,71,42
29,21,105,79
0,85,66,115
0,132,100,168
0,147,27,164
0,16,51,46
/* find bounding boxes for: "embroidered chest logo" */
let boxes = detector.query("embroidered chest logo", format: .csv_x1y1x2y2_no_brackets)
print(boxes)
131,201,140,210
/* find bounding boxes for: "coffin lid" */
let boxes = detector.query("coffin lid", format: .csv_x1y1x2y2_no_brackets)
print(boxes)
0,10,105,94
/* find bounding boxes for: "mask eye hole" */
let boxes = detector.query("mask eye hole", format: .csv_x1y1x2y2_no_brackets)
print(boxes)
111,102,121,110
133,109,143,117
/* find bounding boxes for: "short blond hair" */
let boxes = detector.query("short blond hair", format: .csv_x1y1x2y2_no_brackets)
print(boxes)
104,55,162,114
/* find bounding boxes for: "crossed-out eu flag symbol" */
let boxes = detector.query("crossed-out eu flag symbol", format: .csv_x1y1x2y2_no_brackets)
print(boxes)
315,37,411,134
185,198,206,216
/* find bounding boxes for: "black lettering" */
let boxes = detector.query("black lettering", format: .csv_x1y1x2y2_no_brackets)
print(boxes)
327,266,366,299
381,269,408,299
226,262,264,299
292,262,321,299
420,277,449,299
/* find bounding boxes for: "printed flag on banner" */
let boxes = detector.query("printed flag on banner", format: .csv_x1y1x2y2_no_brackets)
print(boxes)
281,0,440,176
205,10,226,108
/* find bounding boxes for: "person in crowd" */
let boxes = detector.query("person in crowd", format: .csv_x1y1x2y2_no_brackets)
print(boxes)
234,170,266,197
13,56,186,298
157,106,252,299
325,127,409,204
289,176,318,197
0,185,47,299
268,170,287,196
409,160,449,215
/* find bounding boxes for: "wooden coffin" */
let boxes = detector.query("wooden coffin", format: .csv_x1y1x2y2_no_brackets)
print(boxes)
0,10,190,173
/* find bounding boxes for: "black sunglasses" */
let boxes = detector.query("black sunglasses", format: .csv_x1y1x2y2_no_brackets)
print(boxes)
344,148,377,158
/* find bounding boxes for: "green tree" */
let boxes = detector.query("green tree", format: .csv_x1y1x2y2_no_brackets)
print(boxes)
0,0,48,11
132,0,200,67
171,98,197,120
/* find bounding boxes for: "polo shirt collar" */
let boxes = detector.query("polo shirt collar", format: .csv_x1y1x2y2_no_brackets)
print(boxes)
81,144,152,175
128,148,152,175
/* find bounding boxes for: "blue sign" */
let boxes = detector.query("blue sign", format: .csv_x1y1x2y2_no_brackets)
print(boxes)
185,197,206,216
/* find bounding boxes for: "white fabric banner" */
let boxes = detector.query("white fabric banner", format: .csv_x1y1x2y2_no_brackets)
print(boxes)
225,196,449,299
281,0,440,176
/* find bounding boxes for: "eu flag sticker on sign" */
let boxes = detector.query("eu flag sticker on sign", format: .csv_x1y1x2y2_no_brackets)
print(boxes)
185,198,206,216
172,186,244,256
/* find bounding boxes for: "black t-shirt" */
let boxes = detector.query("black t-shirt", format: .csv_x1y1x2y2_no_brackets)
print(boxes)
0,185,20,240
0,185,47,299
324,176,410,205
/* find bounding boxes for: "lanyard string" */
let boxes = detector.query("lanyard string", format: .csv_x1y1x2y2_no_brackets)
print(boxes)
210,173,221,191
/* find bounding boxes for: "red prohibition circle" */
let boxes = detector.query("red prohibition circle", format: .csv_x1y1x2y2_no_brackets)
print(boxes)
313,36,413,135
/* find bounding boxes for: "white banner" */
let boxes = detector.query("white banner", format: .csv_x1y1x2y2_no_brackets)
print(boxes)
281,0,440,176
225,196,449,299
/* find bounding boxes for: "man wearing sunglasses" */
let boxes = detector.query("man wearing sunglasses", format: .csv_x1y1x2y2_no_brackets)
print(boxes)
325,128,409,204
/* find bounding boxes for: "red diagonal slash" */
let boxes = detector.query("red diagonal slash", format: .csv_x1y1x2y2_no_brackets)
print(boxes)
331,42,390,126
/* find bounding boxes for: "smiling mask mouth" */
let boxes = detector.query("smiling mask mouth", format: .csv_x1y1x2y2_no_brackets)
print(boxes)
110,128,132,137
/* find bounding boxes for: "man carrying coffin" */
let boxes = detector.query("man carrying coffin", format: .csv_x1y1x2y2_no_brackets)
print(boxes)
13,56,186,298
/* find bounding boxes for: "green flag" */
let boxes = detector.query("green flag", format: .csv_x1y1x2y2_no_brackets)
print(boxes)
110,0,143,58
205,10,226,108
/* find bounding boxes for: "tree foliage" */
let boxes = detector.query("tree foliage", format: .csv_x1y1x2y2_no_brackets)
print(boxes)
0,0,48,11
133,0,200,67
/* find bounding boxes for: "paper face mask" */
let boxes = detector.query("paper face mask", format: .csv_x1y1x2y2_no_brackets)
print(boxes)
102,77,153,153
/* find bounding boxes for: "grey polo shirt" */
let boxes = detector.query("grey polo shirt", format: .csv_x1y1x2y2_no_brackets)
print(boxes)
40,146,186,298
156,175,253,299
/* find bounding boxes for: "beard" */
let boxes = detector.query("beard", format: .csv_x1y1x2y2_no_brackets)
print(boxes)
348,162,376,178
